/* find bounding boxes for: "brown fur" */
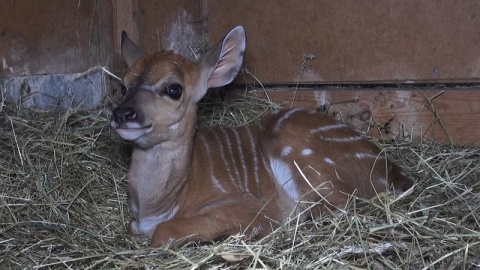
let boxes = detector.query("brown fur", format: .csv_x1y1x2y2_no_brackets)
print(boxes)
111,27,414,246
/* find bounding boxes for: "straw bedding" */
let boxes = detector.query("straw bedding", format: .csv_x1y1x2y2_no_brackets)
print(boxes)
0,92,479,269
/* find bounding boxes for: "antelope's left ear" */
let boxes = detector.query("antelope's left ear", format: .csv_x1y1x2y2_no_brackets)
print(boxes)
121,31,144,67
194,26,246,102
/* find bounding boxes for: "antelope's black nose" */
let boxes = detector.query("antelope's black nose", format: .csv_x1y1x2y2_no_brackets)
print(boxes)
112,107,137,124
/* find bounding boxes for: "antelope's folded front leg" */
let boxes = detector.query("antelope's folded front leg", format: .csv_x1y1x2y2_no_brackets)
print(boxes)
150,215,232,246
150,211,272,247
151,217,202,246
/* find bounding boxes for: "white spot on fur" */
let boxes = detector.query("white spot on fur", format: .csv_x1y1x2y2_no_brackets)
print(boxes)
301,148,313,156
269,158,299,202
324,158,335,165
281,146,293,157
169,122,179,130
137,206,179,237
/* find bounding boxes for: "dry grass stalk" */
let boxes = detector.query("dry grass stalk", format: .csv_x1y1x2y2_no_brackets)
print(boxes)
0,92,479,269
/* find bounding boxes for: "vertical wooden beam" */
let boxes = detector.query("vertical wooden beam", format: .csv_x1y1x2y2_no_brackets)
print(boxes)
96,1,115,70
113,0,139,74
200,0,209,43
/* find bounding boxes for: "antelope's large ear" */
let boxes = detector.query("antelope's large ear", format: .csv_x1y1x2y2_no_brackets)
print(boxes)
194,26,246,102
121,31,144,67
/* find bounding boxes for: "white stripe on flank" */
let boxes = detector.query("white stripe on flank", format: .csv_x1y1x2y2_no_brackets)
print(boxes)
310,123,347,134
245,126,260,192
210,129,234,182
269,157,299,202
212,176,227,193
198,133,227,193
274,108,301,131
232,128,249,193
220,128,242,188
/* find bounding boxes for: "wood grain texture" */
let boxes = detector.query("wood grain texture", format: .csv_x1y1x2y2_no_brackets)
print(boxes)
232,87,480,146
208,0,480,84
113,0,139,74
0,0,113,76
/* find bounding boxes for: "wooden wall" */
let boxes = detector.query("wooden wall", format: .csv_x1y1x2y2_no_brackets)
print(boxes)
205,1,480,146
1,0,479,145
0,0,114,77
241,87,480,146
2,0,478,84
113,0,204,74
208,0,480,84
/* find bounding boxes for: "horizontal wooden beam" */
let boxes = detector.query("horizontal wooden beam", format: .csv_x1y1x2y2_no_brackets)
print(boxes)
232,87,480,147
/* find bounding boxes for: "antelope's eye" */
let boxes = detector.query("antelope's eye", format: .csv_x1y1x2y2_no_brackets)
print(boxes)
165,84,182,100
120,84,127,96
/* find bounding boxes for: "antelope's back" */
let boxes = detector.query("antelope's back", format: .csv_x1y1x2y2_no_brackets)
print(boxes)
259,109,414,210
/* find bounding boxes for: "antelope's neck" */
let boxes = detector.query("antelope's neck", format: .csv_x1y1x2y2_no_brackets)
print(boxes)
129,130,195,218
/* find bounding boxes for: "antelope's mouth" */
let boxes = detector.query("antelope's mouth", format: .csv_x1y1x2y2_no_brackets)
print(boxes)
111,121,153,141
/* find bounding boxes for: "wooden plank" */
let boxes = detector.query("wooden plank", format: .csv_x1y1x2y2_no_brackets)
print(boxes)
96,1,115,70
231,87,480,147
208,0,480,84
0,0,107,76
113,0,139,74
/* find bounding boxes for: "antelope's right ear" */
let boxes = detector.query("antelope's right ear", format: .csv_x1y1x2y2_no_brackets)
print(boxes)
200,26,246,90
121,31,144,67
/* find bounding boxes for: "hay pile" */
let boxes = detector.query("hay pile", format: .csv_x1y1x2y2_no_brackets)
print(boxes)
0,94,479,269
